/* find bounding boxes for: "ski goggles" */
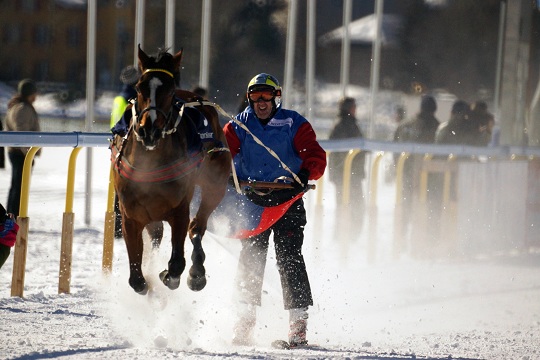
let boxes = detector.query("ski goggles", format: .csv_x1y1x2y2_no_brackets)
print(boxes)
248,89,280,102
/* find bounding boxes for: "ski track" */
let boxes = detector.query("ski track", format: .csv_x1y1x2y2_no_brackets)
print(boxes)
0,148,539,359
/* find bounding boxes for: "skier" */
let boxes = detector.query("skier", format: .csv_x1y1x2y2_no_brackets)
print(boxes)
223,73,326,347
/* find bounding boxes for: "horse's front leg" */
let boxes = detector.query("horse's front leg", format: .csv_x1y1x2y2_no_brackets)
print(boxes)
187,154,230,292
159,203,190,290
187,195,213,292
123,217,148,294
187,233,207,291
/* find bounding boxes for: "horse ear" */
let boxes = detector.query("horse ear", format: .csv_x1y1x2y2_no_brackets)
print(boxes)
138,44,151,70
173,48,183,70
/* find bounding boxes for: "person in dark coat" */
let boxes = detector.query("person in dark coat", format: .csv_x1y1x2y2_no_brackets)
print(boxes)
327,97,367,240
393,95,440,254
393,94,440,208
5,79,41,217
394,95,439,144
435,99,477,145
110,65,140,238
435,99,482,203
469,100,495,146
328,97,366,207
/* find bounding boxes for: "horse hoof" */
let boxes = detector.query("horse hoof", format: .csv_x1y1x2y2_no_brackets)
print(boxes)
187,275,207,292
159,269,181,290
129,277,148,295
136,285,149,295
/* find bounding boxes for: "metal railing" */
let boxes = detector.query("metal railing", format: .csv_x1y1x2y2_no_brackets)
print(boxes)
1,132,111,297
2,131,540,296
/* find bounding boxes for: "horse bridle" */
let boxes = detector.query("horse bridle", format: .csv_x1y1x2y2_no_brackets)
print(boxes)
133,68,182,142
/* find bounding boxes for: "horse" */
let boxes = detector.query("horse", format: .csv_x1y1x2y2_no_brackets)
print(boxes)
110,45,231,295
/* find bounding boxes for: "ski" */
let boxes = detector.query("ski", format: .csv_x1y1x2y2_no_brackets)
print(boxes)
271,340,291,349
271,340,322,350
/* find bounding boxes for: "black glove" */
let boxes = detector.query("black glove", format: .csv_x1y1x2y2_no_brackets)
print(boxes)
293,169,310,192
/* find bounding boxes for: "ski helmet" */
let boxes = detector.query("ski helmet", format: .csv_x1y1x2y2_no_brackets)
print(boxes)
246,73,282,111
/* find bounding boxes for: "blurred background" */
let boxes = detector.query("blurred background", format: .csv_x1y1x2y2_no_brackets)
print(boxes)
0,0,539,145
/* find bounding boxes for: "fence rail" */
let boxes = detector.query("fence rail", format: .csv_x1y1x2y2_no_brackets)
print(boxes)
2,131,540,157
0,131,111,148
1,132,539,297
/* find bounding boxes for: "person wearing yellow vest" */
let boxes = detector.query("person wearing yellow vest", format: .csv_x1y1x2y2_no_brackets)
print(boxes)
110,65,140,128
110,65,139,237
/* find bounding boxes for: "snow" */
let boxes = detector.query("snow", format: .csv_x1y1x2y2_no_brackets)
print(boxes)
0,82,115,121
1,147,539,360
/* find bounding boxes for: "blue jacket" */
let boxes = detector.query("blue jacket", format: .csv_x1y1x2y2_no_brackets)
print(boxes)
228,106,307,182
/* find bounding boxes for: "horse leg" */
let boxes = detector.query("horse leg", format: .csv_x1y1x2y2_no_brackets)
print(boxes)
145,221,164,249
159,203,190,290
187,156,230,292
187,188,216,292
187,233,206,291
123,217,148,294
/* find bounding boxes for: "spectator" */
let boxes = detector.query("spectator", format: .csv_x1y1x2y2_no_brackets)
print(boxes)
5,79,41,217
394,95,439,144
110,65,140,238
328,97,366,228
0,203,18,269
469,101,495,146
435,99,476,145
110,65,140,129
393,95,440,203
393,95,440,253
435,99,483,204
223,73,326,347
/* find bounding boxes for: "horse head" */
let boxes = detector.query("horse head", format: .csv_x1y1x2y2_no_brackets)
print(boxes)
134,45,183,149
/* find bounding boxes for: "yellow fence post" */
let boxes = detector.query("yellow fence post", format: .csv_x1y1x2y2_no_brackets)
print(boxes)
58,147,83,294
11,146,41,297
393,152,409,257
342,149,362,205
314,152,328,207
440,155,457,255
410,154,433,257
102,164,116,273
367,152,384,262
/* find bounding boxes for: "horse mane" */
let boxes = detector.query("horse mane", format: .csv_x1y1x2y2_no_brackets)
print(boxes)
145,47,181,85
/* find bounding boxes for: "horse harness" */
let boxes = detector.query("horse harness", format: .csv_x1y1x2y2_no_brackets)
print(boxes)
111,93,228,183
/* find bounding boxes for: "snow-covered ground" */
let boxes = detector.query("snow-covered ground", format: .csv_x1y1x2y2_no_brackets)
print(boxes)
1,147,539,360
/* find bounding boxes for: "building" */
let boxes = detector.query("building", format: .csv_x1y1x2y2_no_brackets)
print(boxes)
0,0,135,92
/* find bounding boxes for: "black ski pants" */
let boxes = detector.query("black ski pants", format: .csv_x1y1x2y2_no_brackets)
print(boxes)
236,198,313,310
